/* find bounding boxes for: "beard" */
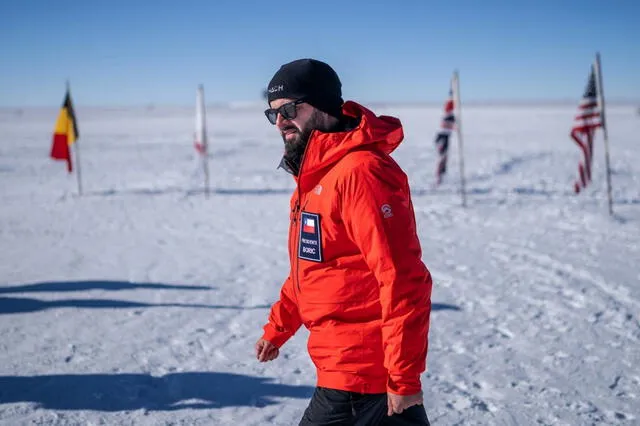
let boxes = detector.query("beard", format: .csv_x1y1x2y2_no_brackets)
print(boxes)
281,124,313,175
281,112,318,176
281,110,342,176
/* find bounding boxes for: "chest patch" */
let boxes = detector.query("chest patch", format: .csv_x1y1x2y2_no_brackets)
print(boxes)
298,211,323,262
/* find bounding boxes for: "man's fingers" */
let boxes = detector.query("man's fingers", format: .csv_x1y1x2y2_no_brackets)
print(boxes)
258,341,279,362
387,392,424,416
268,347,279,361
267,347,279,361
260,344,271,361
387,395,404,415
264,347,274,361
256,340,280,362
257,342,268,361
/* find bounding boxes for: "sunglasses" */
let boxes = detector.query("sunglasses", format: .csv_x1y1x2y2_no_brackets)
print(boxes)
264,99,306,125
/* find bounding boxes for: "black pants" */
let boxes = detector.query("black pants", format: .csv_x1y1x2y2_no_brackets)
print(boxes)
299,387,430,426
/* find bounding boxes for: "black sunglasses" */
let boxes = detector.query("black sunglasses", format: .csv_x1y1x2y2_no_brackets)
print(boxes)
264,99,306,125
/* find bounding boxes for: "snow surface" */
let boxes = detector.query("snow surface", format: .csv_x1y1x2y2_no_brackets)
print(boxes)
1,103,639,425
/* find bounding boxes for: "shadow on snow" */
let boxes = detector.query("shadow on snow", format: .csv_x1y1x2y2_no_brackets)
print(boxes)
0,297,270,315
0,280,215,294
0,372,314,411
0,280,269,315
431,303,461,312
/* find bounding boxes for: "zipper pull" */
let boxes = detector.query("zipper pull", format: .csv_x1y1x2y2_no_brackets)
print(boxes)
291,201,300,223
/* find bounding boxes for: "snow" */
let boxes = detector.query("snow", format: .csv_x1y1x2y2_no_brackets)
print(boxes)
1,103,639,425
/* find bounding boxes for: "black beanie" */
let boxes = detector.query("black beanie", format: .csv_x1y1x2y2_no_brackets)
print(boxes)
267,58,344,118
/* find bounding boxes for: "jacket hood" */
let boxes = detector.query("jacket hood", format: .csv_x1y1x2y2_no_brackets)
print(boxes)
297,101,404,191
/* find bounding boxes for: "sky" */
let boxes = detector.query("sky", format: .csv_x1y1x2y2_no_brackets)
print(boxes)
1,0,639,107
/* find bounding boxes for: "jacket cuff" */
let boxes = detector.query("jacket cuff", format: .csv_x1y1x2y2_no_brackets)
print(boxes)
387,373,422,395
261,323,292,348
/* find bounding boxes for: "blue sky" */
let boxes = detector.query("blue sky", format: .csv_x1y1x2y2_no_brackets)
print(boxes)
1,0,638,106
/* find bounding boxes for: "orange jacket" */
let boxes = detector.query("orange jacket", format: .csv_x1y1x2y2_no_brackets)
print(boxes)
262,101,432,395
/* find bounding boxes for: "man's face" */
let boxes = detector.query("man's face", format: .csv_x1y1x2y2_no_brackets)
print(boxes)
267,98,341,174
269,98,318,154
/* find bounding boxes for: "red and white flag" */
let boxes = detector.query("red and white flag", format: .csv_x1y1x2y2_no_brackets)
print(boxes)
194,84,208,155
570,66,602,193
194,84,211,197
302,217,316,234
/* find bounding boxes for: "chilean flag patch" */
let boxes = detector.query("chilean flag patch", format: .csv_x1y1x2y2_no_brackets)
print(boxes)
298,211,322,262
302,217,316,234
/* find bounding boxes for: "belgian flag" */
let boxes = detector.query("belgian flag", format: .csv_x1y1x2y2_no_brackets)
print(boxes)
50,88,79,173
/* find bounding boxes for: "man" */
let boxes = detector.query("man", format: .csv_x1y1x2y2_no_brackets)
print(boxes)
255,58,432,426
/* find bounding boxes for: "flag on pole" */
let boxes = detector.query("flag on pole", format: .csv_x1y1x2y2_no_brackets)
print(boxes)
434,80,456,185
194,84,211,197
194,85,208,155
570,66,602,193
50,88,79,173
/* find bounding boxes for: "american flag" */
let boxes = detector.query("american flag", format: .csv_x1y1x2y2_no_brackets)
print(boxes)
571,66,602,193
434,85,456,185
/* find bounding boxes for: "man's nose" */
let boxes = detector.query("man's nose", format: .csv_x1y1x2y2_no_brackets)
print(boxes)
275,112,289,128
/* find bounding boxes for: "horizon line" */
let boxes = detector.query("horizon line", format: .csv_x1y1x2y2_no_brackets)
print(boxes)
1,98,639,110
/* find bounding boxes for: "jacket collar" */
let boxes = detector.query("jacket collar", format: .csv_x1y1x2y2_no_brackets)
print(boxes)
292,101,404,192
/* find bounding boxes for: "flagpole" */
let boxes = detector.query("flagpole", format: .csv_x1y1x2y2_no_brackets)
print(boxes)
204,148,210,199
594,53,613,215
453,70,467,207
68,80,83,196
74,136,83,196
197,84,210,198
202,87,210,199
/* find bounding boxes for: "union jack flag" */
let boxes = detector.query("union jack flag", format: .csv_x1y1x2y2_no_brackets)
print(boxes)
571,66,602,193
434,84,455,185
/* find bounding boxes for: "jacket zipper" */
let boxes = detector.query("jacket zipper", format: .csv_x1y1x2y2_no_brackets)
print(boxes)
290,199,300,295
293,130,315,294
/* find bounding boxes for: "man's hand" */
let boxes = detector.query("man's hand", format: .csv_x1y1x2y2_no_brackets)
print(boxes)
387,390,423,416
255,338,279,362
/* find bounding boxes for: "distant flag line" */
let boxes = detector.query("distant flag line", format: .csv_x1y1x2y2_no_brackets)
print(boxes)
46,54,614,214
48,82,213,199
428,54,612,214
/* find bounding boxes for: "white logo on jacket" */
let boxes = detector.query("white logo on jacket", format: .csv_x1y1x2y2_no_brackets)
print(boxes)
381,204,393,218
